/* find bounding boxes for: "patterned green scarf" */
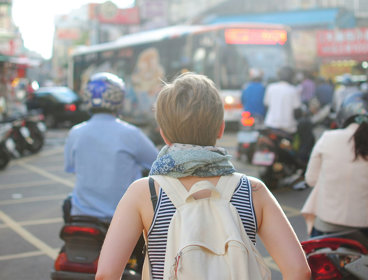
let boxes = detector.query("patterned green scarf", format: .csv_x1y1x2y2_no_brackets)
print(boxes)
149,143,235,178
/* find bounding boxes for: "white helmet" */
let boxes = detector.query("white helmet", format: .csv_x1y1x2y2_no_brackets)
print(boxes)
249,68,263,80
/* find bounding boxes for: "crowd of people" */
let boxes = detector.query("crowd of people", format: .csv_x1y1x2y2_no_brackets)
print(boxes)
242,67,367,126
59,67,367,279
241,66,368,239
241,67,367,160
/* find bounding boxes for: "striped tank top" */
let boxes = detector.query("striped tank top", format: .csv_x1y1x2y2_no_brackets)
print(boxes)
147,176,257,280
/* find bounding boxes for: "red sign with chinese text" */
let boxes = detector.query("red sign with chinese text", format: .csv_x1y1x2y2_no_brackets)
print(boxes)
89,4,140,25
225,29,287,45
317,28,368,58
56,29,80,40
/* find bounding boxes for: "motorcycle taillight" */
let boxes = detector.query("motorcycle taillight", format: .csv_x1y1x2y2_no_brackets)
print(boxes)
302,238,368,255
302,238,368,280
54,252,98,273
241,111,255,127
308,254,342,280
61,225,103,237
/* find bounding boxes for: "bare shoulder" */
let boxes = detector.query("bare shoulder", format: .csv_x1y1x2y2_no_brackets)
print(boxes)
115,177,152,222
247,176,277,204
124,177,150,199
248,176,267,192
123,177,156,234
116,177,151,210
247,176,279,228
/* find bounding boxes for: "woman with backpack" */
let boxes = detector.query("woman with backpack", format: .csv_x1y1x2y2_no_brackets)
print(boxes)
96,72,311,280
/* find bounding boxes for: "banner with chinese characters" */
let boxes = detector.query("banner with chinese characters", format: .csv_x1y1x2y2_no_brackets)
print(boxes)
317,28,368,59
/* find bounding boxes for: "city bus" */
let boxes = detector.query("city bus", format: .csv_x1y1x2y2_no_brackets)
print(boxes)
69,23,293,126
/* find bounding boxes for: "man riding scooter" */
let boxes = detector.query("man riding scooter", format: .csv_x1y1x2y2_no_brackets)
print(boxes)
52,73,158,279
63,72,158,220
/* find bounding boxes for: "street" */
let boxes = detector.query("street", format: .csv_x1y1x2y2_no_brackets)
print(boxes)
0,128,312,280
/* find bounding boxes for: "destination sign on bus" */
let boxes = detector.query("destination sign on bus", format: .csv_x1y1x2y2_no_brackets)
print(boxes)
225,28,287,45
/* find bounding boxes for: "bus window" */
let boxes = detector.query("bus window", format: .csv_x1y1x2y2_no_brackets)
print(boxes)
159,37,188,81
189,33,216,81
219,44,248,90
115,48,134,81
193,48,206,72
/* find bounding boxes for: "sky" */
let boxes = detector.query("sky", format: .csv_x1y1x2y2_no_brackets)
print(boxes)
12,0,135,59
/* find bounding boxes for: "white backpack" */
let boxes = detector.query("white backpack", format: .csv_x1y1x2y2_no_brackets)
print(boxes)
144,172,271,280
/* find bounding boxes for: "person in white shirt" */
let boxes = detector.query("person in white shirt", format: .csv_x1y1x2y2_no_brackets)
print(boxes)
263,66,302,134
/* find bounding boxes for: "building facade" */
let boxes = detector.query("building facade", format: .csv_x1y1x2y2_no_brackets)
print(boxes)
52,0,368,84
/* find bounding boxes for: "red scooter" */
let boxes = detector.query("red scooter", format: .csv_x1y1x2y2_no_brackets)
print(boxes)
301,230,368,279
51,215,144,280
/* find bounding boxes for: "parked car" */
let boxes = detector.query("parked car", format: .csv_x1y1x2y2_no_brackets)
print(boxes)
26,87,90,128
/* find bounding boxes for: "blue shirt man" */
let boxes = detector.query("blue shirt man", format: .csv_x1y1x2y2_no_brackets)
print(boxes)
64,113,158,218
241,81,266,118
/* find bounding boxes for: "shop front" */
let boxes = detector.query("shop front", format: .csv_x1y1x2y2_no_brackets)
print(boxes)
317,27,368,83
0,54,40,119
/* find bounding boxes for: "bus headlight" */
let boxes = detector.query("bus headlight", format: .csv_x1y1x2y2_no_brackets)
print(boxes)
224,96,234,105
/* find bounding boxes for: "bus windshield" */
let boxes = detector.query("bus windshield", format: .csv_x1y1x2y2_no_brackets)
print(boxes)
219,44,290,89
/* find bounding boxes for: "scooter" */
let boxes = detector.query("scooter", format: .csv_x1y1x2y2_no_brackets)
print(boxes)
236,111,263,163
24,110,46,153
5,113,45,157
301,230,368,279
0,122,13,169
51,215,144,280
251,127,306,189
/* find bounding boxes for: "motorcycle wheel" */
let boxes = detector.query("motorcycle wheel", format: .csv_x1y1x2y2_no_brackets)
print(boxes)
0,148,11,170
28,128,44,153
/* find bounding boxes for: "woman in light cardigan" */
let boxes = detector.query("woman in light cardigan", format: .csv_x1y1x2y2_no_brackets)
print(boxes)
302,91,368,237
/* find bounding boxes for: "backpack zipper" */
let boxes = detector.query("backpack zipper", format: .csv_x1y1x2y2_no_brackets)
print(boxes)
174,251,182,279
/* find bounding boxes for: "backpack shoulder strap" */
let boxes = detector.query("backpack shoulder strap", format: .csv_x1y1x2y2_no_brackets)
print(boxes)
148,177,157,211
215,172,244,202
150,175,188,208
152,173,245,207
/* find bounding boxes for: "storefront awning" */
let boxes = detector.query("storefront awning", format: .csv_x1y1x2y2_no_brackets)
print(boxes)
9,56,41,67
203,8,356,29
0,53,10,62
0,53,40,67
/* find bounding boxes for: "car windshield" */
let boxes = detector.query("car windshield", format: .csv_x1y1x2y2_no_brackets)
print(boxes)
37,87,79,103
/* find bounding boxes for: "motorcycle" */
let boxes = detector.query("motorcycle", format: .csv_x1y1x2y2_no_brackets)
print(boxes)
251,127,307,189
236,111,263,163
5,113,46,157
0,122,14,169
310,103,338,130
250,109,316,190
51,215,144,280
301,230,368,279
24,110,46,153
8,117,33,156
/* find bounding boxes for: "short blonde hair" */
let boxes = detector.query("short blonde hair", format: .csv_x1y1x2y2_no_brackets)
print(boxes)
155,72,224,146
